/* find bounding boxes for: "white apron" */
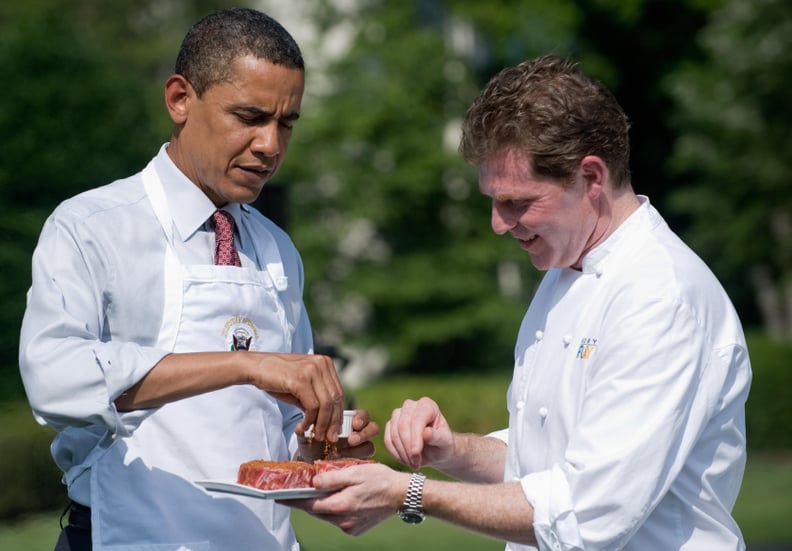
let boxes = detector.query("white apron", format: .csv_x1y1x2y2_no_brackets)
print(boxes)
89,162,301,550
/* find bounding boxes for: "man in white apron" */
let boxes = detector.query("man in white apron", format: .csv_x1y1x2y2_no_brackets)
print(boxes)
19,8,377,551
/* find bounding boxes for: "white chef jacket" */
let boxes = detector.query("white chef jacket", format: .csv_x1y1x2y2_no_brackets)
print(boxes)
494,197,751,550
19,145,310,521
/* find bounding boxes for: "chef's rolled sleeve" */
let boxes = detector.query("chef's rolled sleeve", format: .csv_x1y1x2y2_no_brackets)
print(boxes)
520,466,584,551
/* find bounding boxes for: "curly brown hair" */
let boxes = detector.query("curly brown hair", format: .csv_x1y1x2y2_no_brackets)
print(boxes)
459,55,631,189
174,8,304,97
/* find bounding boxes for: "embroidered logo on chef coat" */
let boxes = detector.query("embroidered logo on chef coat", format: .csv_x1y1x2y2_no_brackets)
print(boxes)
576,338,597,359
223,316,259,351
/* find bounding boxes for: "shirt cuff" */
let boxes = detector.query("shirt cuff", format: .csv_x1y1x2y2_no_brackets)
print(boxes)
486,428,509,444
97,345,171,435
520,465,584,551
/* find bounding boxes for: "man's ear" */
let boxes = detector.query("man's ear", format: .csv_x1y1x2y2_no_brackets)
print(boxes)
579,155,608,200
164,74,192,125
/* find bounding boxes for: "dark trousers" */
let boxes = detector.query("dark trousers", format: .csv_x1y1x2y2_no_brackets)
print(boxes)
54,502,92,551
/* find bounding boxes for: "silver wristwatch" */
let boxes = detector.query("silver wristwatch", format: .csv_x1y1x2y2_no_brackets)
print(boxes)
398,472,426,525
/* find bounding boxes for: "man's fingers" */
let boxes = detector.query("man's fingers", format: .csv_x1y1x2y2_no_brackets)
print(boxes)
306,355,344,441
346,418,379,447
258,353,344,441
384,418,410,466
385,406,423,468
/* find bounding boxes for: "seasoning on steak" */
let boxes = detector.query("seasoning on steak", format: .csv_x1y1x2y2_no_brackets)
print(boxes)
237,458,377,490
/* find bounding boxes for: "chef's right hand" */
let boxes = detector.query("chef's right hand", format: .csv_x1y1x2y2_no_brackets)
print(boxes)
248,352,344,442
384,396,455,471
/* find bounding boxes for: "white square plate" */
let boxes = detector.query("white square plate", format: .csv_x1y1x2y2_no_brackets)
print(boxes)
194,480,328,500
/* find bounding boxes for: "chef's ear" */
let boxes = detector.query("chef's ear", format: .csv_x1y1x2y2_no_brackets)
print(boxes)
579,155,608,200
164,74,193,125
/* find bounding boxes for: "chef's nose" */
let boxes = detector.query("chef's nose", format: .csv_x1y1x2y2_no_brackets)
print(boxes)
491,203,515,235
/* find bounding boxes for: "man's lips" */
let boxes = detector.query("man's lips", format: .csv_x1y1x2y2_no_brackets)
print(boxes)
514,233,537,245
514,233,539,252
236,164,275,186
238,164,272,175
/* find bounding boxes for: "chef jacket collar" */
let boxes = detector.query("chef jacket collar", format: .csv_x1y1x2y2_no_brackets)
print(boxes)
579,195,654,276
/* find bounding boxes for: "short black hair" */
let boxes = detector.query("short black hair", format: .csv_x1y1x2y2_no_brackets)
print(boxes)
174,8,304,96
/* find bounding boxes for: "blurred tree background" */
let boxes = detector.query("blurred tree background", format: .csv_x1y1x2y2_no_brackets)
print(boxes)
1,0,789,393
284,0,728,378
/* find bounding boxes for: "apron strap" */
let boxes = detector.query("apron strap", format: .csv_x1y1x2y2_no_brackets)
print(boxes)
142,161,184,351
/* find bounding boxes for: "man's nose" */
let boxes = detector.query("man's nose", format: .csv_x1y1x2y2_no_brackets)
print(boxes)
251,122,280,157
491,204,514,235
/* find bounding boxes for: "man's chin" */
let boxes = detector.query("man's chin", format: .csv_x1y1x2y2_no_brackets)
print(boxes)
228,182,268,205
526,252,553,272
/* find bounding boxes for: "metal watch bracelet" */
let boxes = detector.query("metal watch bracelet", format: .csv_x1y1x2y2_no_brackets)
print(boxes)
398,472,426,525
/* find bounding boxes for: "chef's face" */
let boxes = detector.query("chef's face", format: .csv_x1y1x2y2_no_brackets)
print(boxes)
166,55,304,207
479,148,598,271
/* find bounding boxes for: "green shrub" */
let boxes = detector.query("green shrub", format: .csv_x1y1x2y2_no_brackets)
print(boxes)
743,332,792,449
0,402,64,520
354,373,510,473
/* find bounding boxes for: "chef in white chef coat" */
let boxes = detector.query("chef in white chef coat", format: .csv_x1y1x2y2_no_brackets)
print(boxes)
19,8,377,551
288,55,751,551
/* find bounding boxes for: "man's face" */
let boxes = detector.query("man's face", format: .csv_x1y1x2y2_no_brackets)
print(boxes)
479,148,598,271
169,55,305,206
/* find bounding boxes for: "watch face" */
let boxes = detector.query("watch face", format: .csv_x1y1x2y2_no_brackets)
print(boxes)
399,509,425,525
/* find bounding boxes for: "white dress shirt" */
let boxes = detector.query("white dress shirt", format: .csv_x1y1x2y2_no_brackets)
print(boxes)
19,144,312,506
496,197,751,550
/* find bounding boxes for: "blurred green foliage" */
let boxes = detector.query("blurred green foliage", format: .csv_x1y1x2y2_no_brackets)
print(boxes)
665,0,792,340
0,0,236,398
743,332,792,449
284,1,535,371
282,0,734,374
0,402,62,519
1,0,790,390
0,0,171,396
1,0,789,545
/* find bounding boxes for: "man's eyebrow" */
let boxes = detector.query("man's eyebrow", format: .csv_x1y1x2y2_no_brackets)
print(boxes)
492,193,533,203
233,105,300,120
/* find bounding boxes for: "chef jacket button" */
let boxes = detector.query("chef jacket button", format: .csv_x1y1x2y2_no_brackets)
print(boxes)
535,330,544,340
595,268,604,277
562,334,572,346
538,407,548,418
517,400,525,410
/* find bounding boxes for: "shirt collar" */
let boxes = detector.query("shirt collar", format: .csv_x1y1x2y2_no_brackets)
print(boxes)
153,144,248,247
